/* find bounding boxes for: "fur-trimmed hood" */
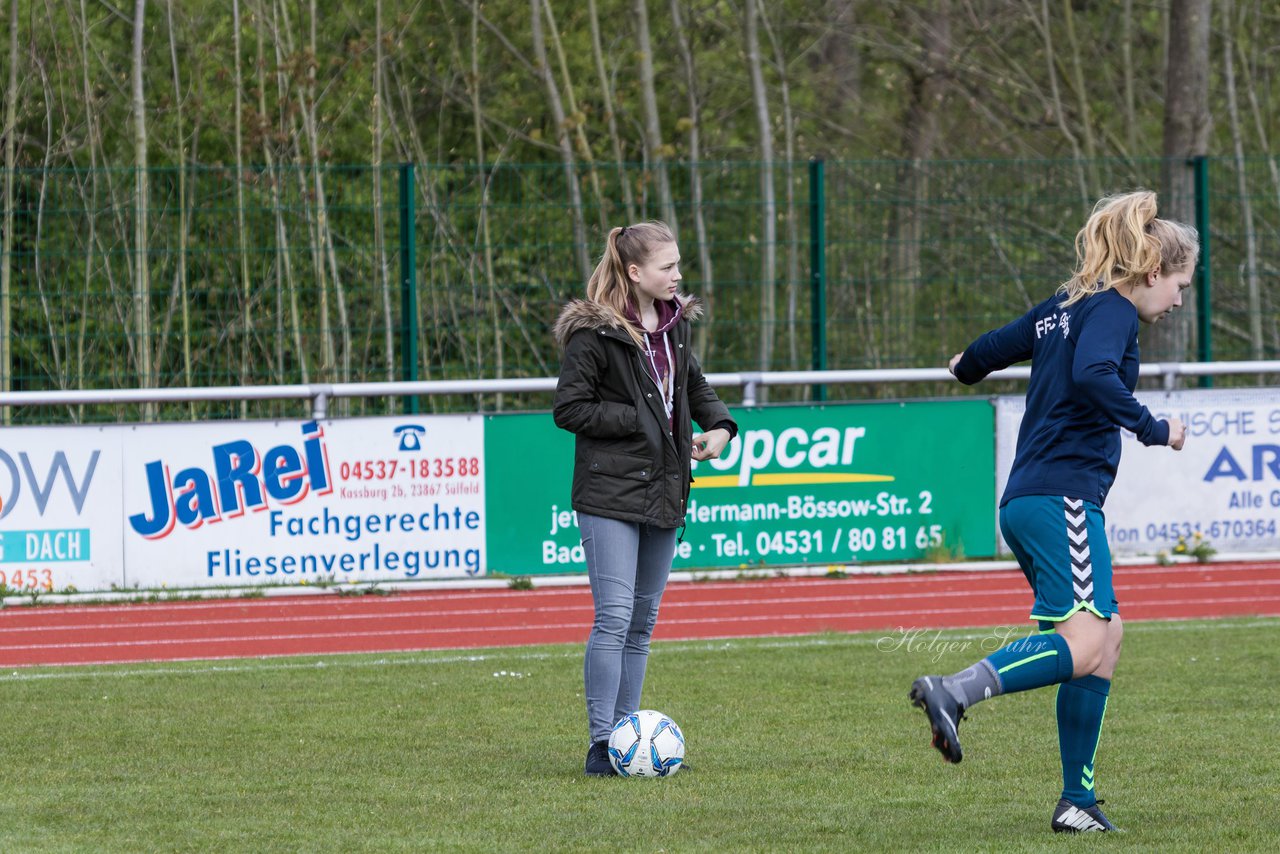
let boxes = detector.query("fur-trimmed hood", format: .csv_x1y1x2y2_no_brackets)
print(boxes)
553,295,704,349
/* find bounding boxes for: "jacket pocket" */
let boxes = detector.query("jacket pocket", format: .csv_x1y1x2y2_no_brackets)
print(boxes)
581,450,652,511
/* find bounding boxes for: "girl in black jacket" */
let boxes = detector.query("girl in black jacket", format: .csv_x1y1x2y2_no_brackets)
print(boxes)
553,221,737,776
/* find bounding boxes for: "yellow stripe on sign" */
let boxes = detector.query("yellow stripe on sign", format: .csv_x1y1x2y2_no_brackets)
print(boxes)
690,473,895,489
753,473,895,486
689,475,742,488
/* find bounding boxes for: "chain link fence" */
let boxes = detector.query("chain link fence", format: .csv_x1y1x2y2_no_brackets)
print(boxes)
2,157,1276,422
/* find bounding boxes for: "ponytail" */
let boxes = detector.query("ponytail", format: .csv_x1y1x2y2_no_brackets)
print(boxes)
1059,190,1199,306
1060,191,1159,305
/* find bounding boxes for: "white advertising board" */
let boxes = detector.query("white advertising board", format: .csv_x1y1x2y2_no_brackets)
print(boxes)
121,416,486,588
996,388,1280,556
0,425,125,591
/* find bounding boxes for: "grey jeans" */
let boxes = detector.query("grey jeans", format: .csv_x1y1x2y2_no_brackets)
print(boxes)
579,512,677,743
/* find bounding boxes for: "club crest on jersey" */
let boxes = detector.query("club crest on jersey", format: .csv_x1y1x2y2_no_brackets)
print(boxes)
1035,310,1071,339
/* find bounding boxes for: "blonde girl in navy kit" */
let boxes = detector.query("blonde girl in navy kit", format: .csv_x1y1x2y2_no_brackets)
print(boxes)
909,191,1197,832
553,221,737,776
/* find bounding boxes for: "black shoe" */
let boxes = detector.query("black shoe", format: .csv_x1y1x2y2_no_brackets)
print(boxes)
584,740,616,776
908,675,965,763
1051,798,1118,833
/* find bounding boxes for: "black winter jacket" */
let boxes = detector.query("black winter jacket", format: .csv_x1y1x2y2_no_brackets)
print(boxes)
553,297,735,528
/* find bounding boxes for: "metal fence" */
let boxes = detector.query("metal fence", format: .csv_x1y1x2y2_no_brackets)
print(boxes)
2,157,1277,423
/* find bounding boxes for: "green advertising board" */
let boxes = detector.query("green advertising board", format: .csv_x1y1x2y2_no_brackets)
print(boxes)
484,400,995,575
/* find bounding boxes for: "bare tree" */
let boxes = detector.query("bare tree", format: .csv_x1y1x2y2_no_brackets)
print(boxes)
1155,0,1212,364
165,0,194,412
1122,0,1138,154
373,0,395,389
1059,0,1099,189
758,0,801,368
261,0,308,384
669,0,715,358
471,0,503,395
33,31,66,390
530,0,591,282
635,0,677,235
73,0,108,411
1,0,17,413
812,0,860,125
1238,3,1280,292
588,0,636,222
132,0,154,416
233,0,252,413
1220,0,1261,359
745,0,776,378
886,2,952,360
1024,0,1089,205
543,0,607,232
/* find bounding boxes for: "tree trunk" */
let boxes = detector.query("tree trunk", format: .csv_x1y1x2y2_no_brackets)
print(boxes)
33,58,64,390
374,0,395,396
277,0,337,384
263,0,308,385
530,0,591,283
745,0,776,381
1060,0,1099,189
813,0,860,123
1031,0,1088,206
670,0,714,359
635,0,677,235
1220,0,1261,359
887,1,951,363
1,0,18,415
542,0,607,233
74,0,92,416
291,0,350,391
1122,0,1137,155
132,0,154,418
1155,0,1212,364
472,0,503,402
165,0,194,412
588,0,636,222
232,0,252,414
758,1,800,369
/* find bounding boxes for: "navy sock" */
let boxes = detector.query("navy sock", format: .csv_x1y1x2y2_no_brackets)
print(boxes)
983,631,1074,694
1057,675,1111,807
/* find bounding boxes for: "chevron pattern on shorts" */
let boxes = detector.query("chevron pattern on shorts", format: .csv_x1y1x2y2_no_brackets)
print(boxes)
1064,497,1094,604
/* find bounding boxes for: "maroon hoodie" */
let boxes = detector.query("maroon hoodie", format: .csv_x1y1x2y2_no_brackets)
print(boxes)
626,297,684,431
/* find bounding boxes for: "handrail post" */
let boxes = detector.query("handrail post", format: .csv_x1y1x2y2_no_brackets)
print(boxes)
311,387,329,420
742,373,763,407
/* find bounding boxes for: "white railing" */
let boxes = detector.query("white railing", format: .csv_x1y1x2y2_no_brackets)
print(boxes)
2,360,1278,417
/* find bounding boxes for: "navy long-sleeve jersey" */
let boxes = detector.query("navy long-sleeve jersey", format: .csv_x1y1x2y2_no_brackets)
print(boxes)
954,288,1170,508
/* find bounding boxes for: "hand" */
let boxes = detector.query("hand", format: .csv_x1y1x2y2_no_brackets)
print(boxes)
1166,416,1186,451
948,352,964,376
692,428,731,461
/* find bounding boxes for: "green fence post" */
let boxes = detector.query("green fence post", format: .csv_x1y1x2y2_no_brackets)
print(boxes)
1193,155,1212,387
809,158,827,401
399,162,419,413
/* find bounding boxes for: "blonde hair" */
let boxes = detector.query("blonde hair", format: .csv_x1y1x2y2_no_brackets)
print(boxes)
1059,190,1200,306
586,221,677,346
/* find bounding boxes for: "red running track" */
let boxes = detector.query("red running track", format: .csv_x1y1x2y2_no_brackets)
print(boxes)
2,561,1279,667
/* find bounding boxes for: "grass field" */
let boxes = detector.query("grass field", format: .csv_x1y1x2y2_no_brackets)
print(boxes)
1,616,1276,852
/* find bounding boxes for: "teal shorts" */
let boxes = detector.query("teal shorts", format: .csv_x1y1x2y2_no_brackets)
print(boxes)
999,495,1117,623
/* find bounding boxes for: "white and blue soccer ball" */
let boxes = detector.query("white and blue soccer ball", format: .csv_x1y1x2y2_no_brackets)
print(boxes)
608,709,685,778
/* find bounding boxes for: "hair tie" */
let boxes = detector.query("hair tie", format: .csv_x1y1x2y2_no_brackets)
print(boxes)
619,226,628,238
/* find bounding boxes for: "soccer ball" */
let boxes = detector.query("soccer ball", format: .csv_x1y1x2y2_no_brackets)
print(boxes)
607,709,685,778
